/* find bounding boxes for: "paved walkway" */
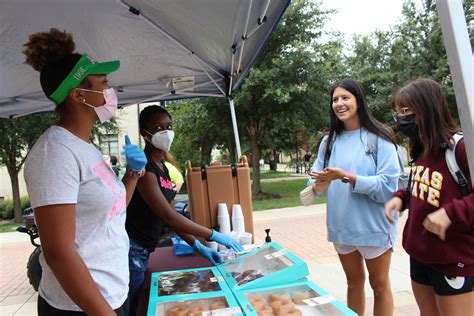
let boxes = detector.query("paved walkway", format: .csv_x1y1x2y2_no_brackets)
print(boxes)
0,204,418,315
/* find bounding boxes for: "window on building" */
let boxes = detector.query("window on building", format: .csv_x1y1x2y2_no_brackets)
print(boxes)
100,134,119,157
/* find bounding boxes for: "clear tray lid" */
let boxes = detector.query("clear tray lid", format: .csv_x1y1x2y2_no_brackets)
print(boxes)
224,246,295,286
157,269,222,296
155,296,241,316
245,284,347,315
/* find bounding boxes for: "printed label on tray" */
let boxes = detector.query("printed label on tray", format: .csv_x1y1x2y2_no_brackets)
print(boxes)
201,307,242,315
209,276,224,282
264,248,288,260
302,295,336,306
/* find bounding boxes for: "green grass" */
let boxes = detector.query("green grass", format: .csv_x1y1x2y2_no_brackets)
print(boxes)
252,179,326,211
0,220,21,233
250,170,292,179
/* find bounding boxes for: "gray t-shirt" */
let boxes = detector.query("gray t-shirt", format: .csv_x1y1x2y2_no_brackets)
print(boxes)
24,126,129,311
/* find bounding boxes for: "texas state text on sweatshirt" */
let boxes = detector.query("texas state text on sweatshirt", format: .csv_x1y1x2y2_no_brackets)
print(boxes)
395,139,474,276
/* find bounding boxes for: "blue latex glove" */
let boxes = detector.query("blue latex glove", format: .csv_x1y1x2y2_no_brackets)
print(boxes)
208,230,244,252
193,240,222,265
122,135,147,170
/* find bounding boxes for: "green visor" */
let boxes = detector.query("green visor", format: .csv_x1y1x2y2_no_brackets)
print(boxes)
49,54,120,105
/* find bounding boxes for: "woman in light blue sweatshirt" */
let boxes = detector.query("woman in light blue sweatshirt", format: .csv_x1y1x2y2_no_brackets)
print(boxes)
309,79,400,316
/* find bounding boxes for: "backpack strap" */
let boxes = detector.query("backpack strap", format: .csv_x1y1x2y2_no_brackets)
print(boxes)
323,134,334,169
445,132,469,196
366,132,378,166
367,132,405,174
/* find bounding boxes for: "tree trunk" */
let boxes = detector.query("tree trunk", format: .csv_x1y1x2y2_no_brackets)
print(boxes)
200,143,213,166
249,125,262,196
6,165,22,223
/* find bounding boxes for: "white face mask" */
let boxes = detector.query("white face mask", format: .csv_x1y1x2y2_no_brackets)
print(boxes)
146,130,175,151
78,87,118,123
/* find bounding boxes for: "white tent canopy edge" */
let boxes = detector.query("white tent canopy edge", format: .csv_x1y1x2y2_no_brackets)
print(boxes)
0,0,291,160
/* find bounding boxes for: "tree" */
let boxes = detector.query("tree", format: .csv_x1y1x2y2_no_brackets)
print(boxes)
0,114,120,222
0,114,56,222
345,0,473,133
234,0,336,196
167,97,237,169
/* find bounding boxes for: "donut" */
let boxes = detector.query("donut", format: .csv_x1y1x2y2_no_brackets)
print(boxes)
277,306,302,316
209,301,227,310
166,305,190,316
291,290,313,304
270,300,295,314
269,293,291,302
252,303,273,316
188,305,209,316
249,296,268,307
247,294,264,301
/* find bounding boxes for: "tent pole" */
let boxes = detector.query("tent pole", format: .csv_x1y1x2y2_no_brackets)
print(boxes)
228,98,242,160
437,0,474,176
236,0,253,73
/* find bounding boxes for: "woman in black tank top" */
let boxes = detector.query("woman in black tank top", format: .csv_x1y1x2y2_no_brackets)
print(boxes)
125,105,243,315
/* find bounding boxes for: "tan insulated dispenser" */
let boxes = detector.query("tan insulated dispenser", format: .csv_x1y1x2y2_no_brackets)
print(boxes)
185,156,254,238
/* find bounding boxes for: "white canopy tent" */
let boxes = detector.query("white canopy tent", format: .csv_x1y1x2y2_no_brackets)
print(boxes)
0,0,291,159
0,0,472,173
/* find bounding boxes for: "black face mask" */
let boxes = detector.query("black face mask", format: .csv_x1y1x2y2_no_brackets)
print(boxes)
394,114,419,139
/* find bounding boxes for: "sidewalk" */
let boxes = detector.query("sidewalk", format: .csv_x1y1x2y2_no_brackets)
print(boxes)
252,205,418,316
0,204,418,315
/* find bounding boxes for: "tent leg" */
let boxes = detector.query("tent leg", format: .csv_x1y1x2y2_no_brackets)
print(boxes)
228,98,242,161
437,0,474,176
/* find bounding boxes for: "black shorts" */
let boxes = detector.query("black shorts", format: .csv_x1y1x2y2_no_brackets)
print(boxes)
410,257,474,296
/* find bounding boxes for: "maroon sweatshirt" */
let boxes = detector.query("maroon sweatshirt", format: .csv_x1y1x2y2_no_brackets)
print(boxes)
395,139,474,276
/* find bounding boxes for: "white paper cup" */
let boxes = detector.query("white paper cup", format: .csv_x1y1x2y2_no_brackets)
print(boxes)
239,232,252,245
218,217,231,236
232,204,243,218
217,203,229,217
231,204,245,233
232,219,245,234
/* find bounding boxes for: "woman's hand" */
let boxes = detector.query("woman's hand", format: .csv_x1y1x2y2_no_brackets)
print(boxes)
322,167,344,181
423,207,452,240
123,135,147,171
384,197,403,223
208,230,244,252
308,170,335,193
312,179,330,193
193,240,223,265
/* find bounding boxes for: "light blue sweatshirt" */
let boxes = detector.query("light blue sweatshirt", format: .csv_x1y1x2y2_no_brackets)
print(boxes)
308,128,400,247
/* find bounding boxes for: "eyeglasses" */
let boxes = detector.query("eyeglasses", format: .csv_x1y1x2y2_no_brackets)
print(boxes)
394,107,413,116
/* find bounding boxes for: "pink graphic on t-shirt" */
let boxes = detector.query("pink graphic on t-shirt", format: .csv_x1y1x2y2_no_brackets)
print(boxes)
160,176,173,190
92,161,125,220
93,162,119,195
108,190,126,220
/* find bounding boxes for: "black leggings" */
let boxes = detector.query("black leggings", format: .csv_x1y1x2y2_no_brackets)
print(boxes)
38,295,129,316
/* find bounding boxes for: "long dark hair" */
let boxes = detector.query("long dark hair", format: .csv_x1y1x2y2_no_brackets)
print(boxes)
324,78,396,165
391,78,459,159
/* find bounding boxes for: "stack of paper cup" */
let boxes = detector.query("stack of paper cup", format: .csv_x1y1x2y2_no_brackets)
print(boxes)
231,204,245,234
217,203,231,251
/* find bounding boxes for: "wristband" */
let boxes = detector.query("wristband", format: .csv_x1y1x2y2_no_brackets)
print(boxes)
341,171,351,183
127,168,145,178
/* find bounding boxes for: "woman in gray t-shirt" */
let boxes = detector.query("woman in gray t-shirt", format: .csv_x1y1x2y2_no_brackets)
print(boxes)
23,28,146,315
